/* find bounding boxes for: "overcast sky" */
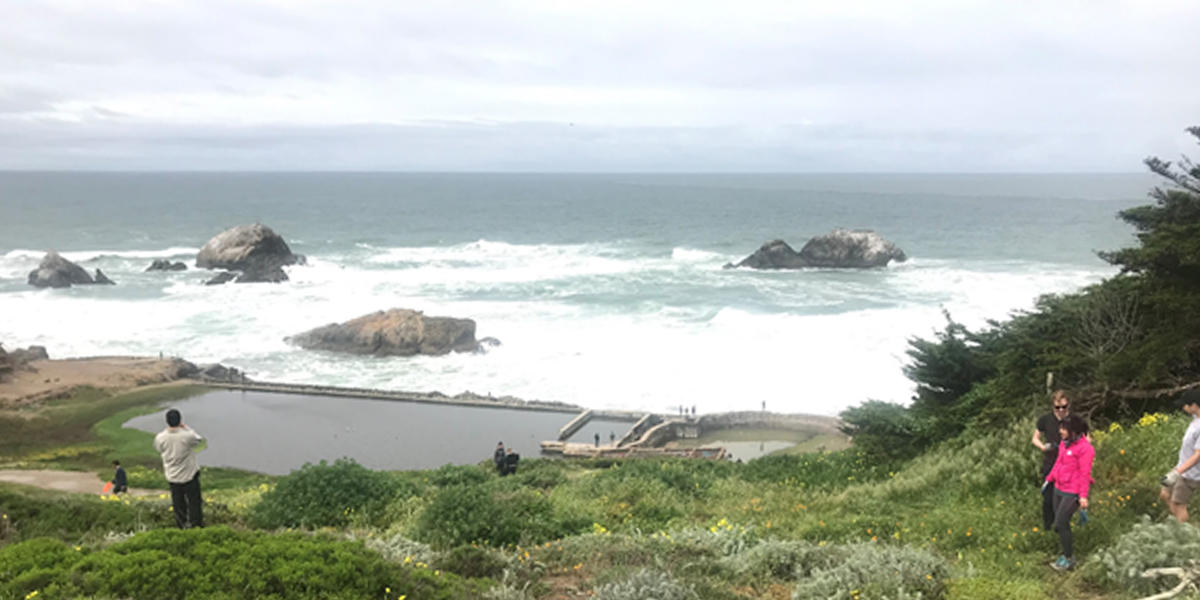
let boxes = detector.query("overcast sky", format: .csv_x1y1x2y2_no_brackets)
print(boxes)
2,1,1198,171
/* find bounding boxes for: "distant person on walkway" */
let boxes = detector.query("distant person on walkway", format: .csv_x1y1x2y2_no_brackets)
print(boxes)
504,447,520,476
111,460,127,494
1161,389,1200,523
1033,390,1070,530
493,441,506,475
153,409,205,529
594,433,600,447
1045,413,1093,571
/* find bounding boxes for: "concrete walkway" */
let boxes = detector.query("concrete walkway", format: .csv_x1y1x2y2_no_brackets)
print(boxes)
0,469,160,497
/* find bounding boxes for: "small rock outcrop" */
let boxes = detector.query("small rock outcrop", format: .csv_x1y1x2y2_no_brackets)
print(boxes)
146,259,188,272
796,229,907,268
725,239,808,269
196,224,303,284
0,344,11,380
27,252,95,288
288,309,489,356
727,229,907,270
9,345,49,364
204,272,238,286
93,269,116,285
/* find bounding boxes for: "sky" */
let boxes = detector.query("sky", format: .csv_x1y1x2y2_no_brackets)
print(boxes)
1,1,1198,172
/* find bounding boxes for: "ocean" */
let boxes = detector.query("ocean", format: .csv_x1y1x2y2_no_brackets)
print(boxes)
0,172,1154,417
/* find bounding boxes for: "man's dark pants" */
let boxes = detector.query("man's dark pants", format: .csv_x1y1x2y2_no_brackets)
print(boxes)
169,473,203,529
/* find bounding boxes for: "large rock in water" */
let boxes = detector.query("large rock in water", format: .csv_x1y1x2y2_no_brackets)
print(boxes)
27,251,95,288
288,309,486,356
196,224,302,283
728,229,907,269
797,229,907,268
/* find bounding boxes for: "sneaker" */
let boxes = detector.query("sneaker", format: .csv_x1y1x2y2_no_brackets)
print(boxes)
1049,556,1076,571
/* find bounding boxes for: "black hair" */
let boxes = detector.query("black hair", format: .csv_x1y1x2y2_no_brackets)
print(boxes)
1059,413,1090,442
112,460,120,466
166,409,181,427
1179,388,1200,408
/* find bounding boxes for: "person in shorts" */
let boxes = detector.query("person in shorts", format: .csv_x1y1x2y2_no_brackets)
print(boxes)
1161,389,1200,523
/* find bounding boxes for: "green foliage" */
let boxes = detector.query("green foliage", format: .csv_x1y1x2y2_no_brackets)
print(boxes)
904,312,996,442
437,544,510,579
429,463,492,487
250,458,400,529
590,459,734,499
592,568,699,600
837,401,923,461
0,526,484,600
1086,516,1200,596
415,483,582,549
790,542,950,600
718,538,828,581
0,484,175,544
740,450,897,491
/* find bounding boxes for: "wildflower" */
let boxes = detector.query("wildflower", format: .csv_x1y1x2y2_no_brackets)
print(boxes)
1032,527,1039,533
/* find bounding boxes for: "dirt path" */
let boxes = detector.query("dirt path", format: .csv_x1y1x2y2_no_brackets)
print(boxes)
0,469,160,497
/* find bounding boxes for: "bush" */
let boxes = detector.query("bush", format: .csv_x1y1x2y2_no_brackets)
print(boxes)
250,458,399,529
790,542,950,600
0,526,486,600
415,484,578,549
740,450,896,491
429,463,491,487
0,485,175,544
1086,516,1200,596
719,539,833,581
590,459,733,499
437,544,510,579
593,568,699,600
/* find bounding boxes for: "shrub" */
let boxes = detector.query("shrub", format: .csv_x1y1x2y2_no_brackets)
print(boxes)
740,450,896,491
719,539,835,581
592,568,699,600
361,531,437,565
791,542,949,600
429,463,491,487
437,543,510,579
0,486,175,544
250,458,399,528
1086,516,1200,596
415,484,576,549
590,459,733,499
0,526,486,600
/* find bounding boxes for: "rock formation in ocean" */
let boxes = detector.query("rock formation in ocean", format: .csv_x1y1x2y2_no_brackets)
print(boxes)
195,223,303,284
93,269,116,285
27,251,98,288
146,259,188,272
727,229,907,269
287,309,489,356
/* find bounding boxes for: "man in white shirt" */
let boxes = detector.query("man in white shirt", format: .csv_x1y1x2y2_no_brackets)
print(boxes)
153,408,205,529
1161,389,1200,523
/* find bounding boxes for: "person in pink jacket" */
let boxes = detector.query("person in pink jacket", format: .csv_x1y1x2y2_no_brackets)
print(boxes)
1044,413,1093,571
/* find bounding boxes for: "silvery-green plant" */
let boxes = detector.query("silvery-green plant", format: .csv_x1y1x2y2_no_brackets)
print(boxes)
1086,516,1200,595
791,543,948,600
593,568,699,600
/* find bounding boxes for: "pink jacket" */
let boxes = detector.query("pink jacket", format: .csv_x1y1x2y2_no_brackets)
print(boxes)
1045,436,1095,499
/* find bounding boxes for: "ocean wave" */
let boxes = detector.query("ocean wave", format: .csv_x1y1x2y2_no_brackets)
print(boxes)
3,246,198,263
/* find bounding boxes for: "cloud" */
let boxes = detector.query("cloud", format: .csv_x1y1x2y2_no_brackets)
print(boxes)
1,1,1197,170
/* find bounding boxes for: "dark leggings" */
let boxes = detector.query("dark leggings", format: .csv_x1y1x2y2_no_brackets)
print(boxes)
1052,489,1079,558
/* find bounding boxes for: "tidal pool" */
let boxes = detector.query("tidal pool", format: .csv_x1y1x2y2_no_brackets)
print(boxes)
123,389,635,474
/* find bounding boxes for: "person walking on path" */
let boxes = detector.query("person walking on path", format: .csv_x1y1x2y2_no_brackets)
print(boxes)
1160,389,1200,523
153,409,205,529
1045,413,1093,571
1033,390,1070,530
111,460,127,494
